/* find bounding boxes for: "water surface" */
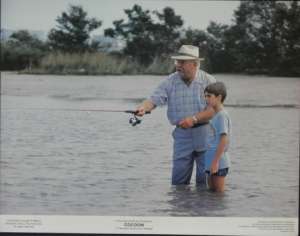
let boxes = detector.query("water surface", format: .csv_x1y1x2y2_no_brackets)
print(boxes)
1,72,299,217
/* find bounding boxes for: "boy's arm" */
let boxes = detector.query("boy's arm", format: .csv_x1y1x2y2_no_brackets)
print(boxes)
178,106,215,128
210,134,228,174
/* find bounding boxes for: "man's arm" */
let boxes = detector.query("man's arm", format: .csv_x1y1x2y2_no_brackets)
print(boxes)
178,106,215,128
136,99,156,116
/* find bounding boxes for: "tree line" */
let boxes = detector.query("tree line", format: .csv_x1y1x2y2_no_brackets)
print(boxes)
1,1,299,76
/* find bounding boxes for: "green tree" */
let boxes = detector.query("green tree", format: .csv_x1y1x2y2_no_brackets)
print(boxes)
105,4,183,65
1,30,48,70
152,7,184,56
275,1,300,76
179,22,234,73
226,0,300,76
206,22,234,73
229,1,272,73
48,5,102,53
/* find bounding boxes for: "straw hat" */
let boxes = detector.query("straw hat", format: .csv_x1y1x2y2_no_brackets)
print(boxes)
171,45,204,61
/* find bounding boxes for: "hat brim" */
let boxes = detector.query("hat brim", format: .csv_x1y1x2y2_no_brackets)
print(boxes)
171,55,204,61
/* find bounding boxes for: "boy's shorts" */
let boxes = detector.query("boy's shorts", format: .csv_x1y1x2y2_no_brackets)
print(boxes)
205,168,229,177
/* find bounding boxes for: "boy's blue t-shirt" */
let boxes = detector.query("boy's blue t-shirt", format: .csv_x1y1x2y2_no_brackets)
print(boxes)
204,109,231,171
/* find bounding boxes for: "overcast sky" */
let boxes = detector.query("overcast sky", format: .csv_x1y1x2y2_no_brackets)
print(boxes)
1,0,240,34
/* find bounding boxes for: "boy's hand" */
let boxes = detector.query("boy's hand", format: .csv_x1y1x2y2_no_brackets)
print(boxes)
178,116,194,128
210,159,219,175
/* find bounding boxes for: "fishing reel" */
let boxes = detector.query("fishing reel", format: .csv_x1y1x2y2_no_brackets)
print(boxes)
126,110,150,127
129,114,142,126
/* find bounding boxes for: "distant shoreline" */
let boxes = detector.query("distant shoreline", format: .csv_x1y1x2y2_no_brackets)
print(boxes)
2,70,300,78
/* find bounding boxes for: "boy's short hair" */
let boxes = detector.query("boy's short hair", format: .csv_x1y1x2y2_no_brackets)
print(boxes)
204,82,227,103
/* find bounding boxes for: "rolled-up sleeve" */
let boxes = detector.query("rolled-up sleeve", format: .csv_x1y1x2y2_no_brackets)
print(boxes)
149,78,170,106
217,115,229,135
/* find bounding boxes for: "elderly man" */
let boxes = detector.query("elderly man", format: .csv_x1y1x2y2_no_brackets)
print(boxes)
136,45,216,185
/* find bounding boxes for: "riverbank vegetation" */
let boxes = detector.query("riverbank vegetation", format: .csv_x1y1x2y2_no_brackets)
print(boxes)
24,52,174,75
1,1,299,76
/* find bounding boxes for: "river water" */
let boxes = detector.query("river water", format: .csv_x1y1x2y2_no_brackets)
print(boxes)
0,72,299,217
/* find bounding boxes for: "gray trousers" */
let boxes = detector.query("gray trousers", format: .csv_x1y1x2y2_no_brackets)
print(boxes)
171,150,206,185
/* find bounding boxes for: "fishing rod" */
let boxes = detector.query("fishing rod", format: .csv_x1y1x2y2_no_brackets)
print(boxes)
55,108,151,114
4,108,150,127
77,109,151,126
83,109,151,126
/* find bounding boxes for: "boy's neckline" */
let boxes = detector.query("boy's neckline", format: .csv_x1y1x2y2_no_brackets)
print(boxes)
214,105,224,113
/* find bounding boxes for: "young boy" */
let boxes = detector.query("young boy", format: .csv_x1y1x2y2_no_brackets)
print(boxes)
204,82,231,192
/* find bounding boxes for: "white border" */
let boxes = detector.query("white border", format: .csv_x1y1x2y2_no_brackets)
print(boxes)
0,215,298,235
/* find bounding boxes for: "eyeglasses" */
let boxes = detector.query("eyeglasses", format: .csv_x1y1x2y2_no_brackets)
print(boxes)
174,60,194,65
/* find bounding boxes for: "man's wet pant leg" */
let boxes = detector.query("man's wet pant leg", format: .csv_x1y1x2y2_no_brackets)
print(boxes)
171,152,195,185
195,151,206,185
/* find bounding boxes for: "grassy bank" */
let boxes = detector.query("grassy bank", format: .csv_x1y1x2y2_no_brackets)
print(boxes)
24,52,175,75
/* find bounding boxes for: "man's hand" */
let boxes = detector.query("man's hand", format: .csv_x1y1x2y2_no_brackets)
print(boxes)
178,116,194,128
135,100,155,116
135,106,146,116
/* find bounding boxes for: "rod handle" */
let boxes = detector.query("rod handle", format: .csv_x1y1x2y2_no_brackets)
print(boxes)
125,110,151,115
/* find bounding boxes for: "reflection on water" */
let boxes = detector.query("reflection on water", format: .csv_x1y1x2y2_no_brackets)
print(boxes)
164,185,228,216
1,73,299,217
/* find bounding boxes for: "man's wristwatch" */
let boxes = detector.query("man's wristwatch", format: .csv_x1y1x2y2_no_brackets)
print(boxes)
192,115,198,124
